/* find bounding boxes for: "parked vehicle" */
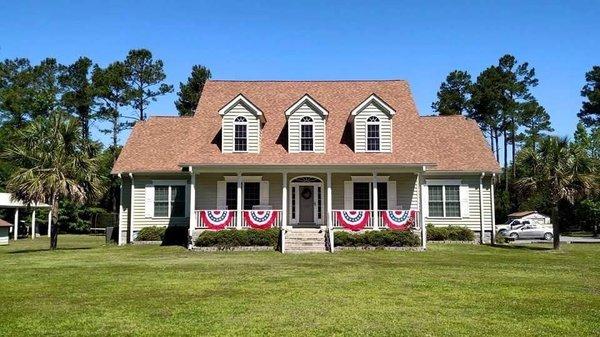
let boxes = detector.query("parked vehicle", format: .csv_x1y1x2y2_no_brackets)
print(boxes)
497,219,529,235
503,224,554,241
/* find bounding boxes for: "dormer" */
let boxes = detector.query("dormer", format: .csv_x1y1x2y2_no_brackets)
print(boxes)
350,94,395,153
285,94,328,153
219,94,264,153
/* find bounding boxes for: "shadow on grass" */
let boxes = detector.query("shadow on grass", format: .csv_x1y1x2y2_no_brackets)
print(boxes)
9,247,93,254
490,244,554,251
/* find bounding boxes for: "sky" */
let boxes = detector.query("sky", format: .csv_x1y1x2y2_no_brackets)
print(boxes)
0,0,598,145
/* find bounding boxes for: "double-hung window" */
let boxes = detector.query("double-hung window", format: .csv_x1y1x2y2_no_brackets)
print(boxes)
366,116,380,151
223,181,261,210
352,182,388,210
300,116,314,151
428,185,461,217
234,116,247,152
154,184,186,217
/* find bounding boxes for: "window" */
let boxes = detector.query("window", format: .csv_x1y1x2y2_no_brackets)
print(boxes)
300,116,314,151
317,186,322,218
154,184,185,217
234,116,247,152
225,182,237,210
428,185,461,217
352,182,387,210
291,186,296,218
366,116,380,151
243,182,260,210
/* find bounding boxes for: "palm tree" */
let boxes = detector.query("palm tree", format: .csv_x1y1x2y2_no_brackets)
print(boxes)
517,136,597,249
1,112,106,249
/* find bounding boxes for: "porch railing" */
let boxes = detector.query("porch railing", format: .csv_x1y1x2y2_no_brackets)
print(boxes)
195,209,282,230
331,209,420,231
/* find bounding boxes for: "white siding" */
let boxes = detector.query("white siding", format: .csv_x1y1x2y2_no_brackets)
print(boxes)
221,104,261,153
423,175,493,232
119,177,131,244
288,103,326,153
354,103,392,152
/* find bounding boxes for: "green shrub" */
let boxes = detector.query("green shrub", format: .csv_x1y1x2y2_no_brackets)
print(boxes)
426,224,474,241
195,228,280,248
334,230,420,247
136,226,165,241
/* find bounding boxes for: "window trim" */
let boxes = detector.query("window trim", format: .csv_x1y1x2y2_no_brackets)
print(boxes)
233,116,248,152
427,184,462,219
299,116,314,152
365,115,381,152
152,180,187,219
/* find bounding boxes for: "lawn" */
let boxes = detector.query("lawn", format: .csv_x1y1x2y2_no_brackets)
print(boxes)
0,236,599,336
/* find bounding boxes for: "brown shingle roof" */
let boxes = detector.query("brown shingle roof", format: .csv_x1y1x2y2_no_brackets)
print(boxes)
112,80,500,174
0,218,12,227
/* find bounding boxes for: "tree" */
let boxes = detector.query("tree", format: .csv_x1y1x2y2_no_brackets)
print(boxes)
29,58,63,119
59,57,97,142
518,100,553,151
92,62,131,150
123,49,173,121
578,66,600,128
0,58,33,127
1,112,105,249
470,66,504,162
517,136,597,249
431,70,472,116
175,65,211,116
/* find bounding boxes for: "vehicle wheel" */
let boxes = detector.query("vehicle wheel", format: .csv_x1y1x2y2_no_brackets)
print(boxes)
509,233,519,240
544,233,553,241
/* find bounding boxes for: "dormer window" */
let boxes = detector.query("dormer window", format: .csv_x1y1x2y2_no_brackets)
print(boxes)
366,116,380,151
300,116,314,151
234,116,247,152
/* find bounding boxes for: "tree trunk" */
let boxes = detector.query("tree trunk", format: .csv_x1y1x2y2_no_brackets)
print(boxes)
494,128,500,162
489,129,495,155
50,196,59,250
511,117,516,179
552,205,560,250
503,129,508,192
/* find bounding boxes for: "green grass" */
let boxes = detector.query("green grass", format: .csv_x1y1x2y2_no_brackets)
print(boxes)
1,236,599,336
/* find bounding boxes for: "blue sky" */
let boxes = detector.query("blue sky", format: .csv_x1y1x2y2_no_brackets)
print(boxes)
1,0,598,145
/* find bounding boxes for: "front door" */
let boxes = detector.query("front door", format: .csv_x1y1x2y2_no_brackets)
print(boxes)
299,186,314,223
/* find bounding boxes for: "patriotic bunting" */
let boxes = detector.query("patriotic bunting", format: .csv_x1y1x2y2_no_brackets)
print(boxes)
336,210,370,231
243,210,278,230
382,210,415,231
200,210,234,230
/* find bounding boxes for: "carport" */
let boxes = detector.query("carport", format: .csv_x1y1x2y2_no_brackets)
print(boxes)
0,193,50,240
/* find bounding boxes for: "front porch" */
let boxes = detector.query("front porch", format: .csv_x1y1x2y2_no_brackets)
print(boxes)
189,169,426,251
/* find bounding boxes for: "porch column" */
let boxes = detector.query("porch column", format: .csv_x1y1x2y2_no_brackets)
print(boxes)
490,173,496,244
282,172,288,229
418,172,427,249
117,174,123,245
47,210,51,237
372,172,379,230
188,168,196,249
327,172,334,253
236,173,242,229
479,172,485,244
129,173,135,243
31,209,36,240
13,208,19,240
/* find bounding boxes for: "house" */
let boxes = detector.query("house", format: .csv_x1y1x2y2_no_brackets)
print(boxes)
0,219,12,245
507,211,551,224
112,80,500,251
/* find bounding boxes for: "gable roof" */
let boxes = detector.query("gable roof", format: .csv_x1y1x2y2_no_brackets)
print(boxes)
284,94,329,117
112,80,500,174
218,94,265,122
350,93,396,117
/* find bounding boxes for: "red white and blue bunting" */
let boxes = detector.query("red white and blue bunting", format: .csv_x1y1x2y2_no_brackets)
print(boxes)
382,210,415,231
336,210,370,231
200,210,234,230
243,210,278,230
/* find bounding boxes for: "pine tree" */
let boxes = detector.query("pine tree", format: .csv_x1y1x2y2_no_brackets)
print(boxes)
59,57,97,142
175,65,211,116
518,100,553,151
431,70,472,116
578,66,600,128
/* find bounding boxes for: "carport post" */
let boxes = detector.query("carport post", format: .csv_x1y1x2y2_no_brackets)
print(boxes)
13,208,19,240
31,209,36,239
47,210,52,237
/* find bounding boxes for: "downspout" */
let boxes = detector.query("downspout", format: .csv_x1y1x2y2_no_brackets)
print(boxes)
490,173,496,244
479,172,485,244
129,173,134,243
419,165,427,250
117,173,123,245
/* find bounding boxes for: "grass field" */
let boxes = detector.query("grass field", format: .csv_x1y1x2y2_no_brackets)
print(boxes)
1,235,599,336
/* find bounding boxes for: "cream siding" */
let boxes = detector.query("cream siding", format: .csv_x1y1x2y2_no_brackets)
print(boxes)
287,103,326,153
423,175,493,232
221,104,261,153
354,103,392,152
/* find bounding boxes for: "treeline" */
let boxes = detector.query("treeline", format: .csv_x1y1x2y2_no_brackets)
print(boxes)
432,55,599,247
0,48,211,234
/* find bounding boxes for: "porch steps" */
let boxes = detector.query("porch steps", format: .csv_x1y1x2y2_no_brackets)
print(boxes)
285,228,327,253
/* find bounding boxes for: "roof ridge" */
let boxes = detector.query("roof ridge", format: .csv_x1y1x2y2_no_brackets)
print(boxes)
207,79,407,83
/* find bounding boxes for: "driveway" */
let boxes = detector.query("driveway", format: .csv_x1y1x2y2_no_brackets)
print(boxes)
513,236,600,244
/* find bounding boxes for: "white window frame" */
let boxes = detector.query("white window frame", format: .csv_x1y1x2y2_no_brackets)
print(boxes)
152,180,187,218
233,116,248,152
427,183,461,219
299,116,314,152
365,115,381,152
